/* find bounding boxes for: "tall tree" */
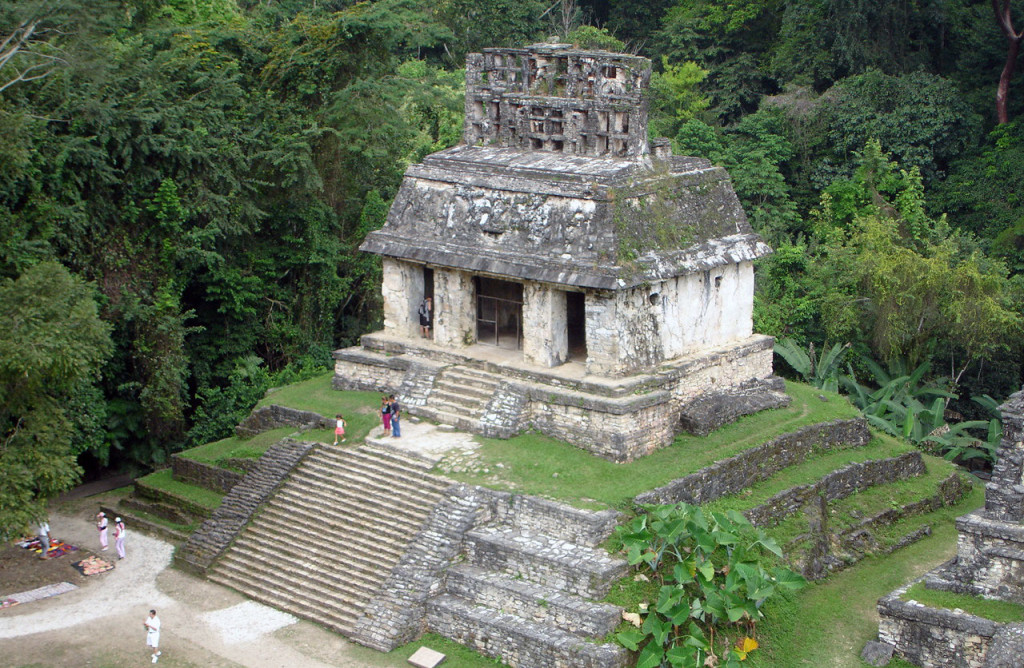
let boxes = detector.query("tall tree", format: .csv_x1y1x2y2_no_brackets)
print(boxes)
993,0,1024,123
0,262,112,537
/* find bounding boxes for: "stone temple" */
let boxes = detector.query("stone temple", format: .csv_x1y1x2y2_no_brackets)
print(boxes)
334,42,787,461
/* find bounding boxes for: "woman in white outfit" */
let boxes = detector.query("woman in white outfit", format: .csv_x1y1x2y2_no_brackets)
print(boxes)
114,517,126,559
96,512,108,550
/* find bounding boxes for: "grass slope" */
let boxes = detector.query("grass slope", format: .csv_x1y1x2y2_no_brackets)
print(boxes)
750,482,984,668
441,381,859,508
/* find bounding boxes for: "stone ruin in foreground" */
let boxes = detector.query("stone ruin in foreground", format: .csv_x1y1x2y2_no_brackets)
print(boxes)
334,42,787,461
870,389,1024,667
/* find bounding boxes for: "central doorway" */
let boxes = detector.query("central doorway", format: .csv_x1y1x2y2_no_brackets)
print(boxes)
475,277,522,350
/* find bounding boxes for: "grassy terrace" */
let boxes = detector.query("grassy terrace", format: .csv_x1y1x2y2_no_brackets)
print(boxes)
257,372,381,442
440,380,860,508
901,582,1024,623
136,468,225,511
749,483,984,668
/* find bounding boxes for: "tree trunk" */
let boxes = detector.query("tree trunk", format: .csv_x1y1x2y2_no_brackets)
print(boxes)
994,0,1024,124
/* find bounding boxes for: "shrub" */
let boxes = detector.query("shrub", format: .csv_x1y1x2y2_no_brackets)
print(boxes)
612,503,806,668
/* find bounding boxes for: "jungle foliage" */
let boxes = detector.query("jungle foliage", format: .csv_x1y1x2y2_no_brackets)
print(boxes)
1,0,1024,518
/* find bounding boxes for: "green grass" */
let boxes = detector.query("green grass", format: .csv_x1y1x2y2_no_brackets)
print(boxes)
757,452,962,552
137,469,224,510
180,426,299,466
748,482,985,668
257,372,381,441
440,381,859,508
901,582,1024,623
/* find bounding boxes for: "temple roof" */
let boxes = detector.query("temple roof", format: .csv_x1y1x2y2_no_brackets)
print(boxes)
360,145,771,290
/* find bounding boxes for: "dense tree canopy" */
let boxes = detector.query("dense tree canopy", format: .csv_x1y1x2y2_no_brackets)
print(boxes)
1,0,1023,528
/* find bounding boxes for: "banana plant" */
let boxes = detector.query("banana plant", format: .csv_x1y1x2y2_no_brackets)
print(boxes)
773,339,850,393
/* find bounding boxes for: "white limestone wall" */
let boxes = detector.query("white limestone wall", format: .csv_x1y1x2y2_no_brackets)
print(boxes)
381,258,423,339
434,267,476,347
523,282,568,367
657,262,754,358
583,261,756,376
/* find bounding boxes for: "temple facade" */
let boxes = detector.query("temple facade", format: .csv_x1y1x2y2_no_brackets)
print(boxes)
334,43,786,461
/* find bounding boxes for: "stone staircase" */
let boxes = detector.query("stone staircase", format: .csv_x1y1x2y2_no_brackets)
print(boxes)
421,366,502,430
427,499,631,668
209,443,451,635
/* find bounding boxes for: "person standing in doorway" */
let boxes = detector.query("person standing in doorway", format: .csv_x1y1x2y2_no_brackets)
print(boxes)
381,395,392,435
37,519,51,559
144,609,162,663
114,517,127,560
418,296,432,338
333,414,346,445
96,512,108,551
390,395,401,438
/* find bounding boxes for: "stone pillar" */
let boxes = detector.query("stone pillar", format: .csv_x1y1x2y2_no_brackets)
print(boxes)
522,282,567,367
382,258,423,339
434,267,476,348
584,291,619,375
985,390,1024,522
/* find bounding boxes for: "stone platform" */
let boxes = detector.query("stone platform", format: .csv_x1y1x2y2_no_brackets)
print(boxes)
333,331,787,462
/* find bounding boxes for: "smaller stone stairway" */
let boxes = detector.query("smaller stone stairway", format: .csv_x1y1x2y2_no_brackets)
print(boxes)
427,499,631,668
420,366,502,430
209,443,452,635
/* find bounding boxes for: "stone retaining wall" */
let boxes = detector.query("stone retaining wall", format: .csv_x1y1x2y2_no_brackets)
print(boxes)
444,566,620,638
878,582,998,668
635,418,871,505
482,491,622,548
175,438,313,575
234,405,332,438
745,451,926,527
99,504,190,545
171,455,244,494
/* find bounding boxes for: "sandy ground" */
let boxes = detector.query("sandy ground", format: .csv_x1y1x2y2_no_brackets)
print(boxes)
0,423,479,668
0,505,414,668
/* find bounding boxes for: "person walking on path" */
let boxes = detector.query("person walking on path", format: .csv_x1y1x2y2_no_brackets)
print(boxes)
144,609,162,663
96,512,109,551
418,297,432,338
114,517,127,560
36,519,51,559
389,396,401,438
333,414,346,445
381,395,392,435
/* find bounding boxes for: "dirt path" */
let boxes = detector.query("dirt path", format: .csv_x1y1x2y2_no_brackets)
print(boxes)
0,508,408,668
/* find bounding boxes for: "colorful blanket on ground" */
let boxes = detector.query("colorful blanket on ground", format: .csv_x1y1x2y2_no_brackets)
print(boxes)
73,555,114,576
16,537,79,558
0,581,78,608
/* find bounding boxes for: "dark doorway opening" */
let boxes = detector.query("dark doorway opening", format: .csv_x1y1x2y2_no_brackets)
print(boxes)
566,291,586,361
423,266,434,300
475,277,522,349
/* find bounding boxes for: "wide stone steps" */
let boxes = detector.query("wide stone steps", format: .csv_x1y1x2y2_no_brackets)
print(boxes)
445,564,621,638
319,443,440,476
427,594,630,668
268,488,433,545
215,544,382,606
295,462,447,515
211,560,360,634
232,524,403,578
255,506,410,559
465,526,628,599
307,443,450,490
209,444,450,636
425,366,503,423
